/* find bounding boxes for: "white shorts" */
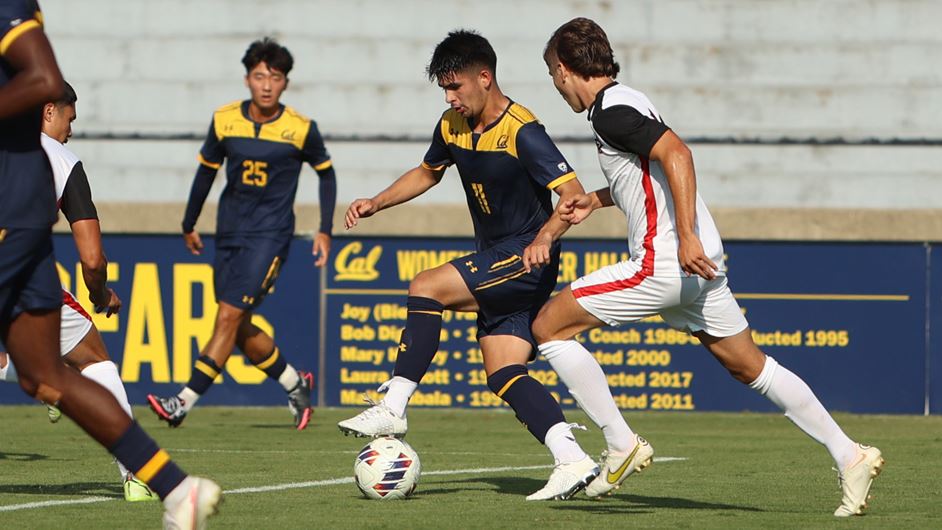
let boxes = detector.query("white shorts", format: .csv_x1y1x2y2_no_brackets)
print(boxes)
571,260,748,337
60,290,93,356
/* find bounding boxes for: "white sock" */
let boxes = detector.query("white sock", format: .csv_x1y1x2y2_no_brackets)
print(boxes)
82,361,133,418
544,422,589,464
540,340,635,453
178,387,200,412
0,356,17,382
278,363,301,392
380,376,416,417
749,355,858,469
163,476,194,508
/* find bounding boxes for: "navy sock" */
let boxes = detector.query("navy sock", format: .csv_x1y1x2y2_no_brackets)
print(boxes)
253,347,288,380
185,355,221,395
109,421,186,500
487,364,565,444
392,296,444,383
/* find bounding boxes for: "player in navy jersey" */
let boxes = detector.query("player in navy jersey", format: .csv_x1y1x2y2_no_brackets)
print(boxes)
533,17,882,513
148,37,337,430
338,30,600,500
0,2,220,526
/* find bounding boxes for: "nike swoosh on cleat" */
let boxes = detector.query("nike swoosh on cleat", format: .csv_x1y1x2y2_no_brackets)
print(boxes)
607,443,643,484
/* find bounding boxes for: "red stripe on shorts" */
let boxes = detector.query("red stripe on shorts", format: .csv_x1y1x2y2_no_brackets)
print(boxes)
62,290,93,321
573,157,658,299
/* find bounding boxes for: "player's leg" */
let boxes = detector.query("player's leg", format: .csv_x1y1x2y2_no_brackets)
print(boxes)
681,276,882,515
4,309,219,518
235,317,313,430
338,262,476,437
147,300,244,426
478,333,597,500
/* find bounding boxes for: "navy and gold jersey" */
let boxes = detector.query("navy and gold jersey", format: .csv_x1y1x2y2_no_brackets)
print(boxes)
0,0,56,229
422,102,575,250
197,100,332,237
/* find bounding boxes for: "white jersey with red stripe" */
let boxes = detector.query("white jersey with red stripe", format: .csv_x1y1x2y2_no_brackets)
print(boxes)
588,82,725,277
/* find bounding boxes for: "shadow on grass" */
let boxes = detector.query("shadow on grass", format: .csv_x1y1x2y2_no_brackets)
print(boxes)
419,475,761,513
0,451,48,462
0,481,122,498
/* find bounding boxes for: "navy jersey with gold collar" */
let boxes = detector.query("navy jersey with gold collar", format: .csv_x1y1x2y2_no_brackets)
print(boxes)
197,100,332,237
0,0,56,229
422,101,575,250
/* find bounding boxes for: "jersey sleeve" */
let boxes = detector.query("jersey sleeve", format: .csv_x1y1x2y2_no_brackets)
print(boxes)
515,122,576,190
591,105,670,157
197,118,224,169
60,162,99,224
301,120,332,171
0,1,41,56
421,120,453,170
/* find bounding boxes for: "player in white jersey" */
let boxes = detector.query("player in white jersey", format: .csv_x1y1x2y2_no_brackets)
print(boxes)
0,82,155,502
524,18,883,515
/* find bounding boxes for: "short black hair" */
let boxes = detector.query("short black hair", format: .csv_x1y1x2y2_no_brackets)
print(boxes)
52,81,77,107
426,29,497,83
242,37,293,75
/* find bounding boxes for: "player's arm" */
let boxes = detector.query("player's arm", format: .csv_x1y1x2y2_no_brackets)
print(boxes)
649,130,717,280
523,179,586,272
60,163,121,316
344,164,445,229
302,121,337,266
181,121,223,255
0,18,63,119
558,186,614,224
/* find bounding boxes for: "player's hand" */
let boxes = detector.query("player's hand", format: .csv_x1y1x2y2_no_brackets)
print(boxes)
678,236,718,280
312,232,331,267
558,193,595,225
183,230,204,255
344,199,380,230
522,233,553,273
91,288,122,317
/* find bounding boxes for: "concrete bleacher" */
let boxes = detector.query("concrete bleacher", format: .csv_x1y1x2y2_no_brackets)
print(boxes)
41,0,942,240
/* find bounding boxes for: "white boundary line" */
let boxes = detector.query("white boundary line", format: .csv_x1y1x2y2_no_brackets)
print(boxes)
0,457,685,513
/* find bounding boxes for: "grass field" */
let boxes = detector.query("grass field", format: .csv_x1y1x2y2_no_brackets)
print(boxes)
0,406,939,529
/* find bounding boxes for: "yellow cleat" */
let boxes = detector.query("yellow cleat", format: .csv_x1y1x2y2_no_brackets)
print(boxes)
124,474,158,502
585,434,654,498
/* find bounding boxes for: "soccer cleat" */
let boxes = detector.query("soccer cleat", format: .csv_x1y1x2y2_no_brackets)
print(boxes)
526,455,600,501
337,396,407,438
47,404,62,423
287,371,314,431
585,434,654,497
124,473,158,502
147,394,188,428
834,444,884,517
162,476,222,530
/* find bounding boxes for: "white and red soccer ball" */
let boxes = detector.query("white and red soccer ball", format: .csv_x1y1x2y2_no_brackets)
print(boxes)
354,437,421,500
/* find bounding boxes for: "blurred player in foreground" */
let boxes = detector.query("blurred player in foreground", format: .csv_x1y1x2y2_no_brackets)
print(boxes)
0,1,220,527
339,29,601,500
529,17,883,515
148,37,337,430
0,81,155,501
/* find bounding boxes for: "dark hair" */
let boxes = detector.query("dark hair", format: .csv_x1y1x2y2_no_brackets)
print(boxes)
426,29,497,82
545,18,620,79
242,37,293,75
53,81,77,107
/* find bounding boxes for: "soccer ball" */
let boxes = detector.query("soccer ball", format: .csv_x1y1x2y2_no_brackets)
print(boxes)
354,437,421,500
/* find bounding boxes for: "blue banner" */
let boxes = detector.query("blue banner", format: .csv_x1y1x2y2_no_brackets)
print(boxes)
1,234,937,414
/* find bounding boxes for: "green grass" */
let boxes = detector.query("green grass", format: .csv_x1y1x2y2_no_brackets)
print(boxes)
0,406,939,529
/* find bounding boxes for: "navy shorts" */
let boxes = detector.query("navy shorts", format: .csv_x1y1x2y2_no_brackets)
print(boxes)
451,236,560,349
214,235,290,310
0,227,62,324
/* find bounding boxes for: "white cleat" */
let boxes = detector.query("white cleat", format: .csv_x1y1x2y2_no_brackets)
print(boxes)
162,476,222,530
585,434,654,498
526,455,600,501
834,444,884,517
337,396,407,438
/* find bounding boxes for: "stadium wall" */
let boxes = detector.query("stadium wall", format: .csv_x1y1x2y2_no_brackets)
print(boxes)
39,0,942,240
1,234,937,415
